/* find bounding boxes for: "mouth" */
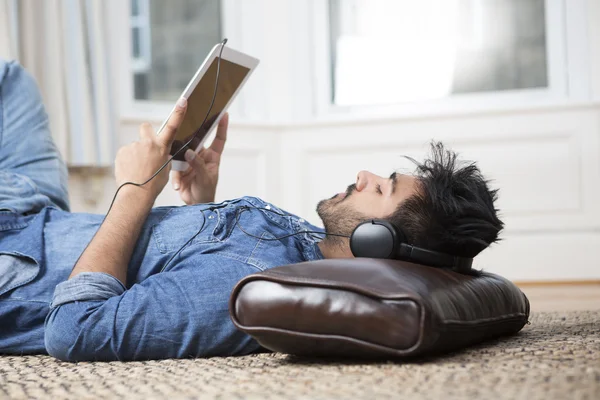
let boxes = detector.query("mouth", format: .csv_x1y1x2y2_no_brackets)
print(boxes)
328,184,355,202
336,184,356,201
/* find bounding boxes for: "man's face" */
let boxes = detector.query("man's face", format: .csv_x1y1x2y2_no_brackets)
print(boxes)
316,171,419,236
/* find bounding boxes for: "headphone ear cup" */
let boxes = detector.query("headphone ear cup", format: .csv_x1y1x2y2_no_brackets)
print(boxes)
350,220,398,259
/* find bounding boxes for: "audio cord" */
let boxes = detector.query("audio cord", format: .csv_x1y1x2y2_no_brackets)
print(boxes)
233,205,350,241
100,37,226,274
106,38,228,215
97,37,347,273
159,203,350,273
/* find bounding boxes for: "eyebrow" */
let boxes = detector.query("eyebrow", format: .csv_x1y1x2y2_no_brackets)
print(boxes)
390,172,398,195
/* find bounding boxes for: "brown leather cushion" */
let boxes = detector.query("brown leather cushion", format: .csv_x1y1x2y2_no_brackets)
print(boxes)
229,259,530,358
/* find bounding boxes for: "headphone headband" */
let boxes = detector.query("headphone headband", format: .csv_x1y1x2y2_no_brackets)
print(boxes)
350,220,473,273
397,243,473,273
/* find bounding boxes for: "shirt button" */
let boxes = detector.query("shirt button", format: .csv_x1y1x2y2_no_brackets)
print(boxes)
208,215,214,219
265,205,271,210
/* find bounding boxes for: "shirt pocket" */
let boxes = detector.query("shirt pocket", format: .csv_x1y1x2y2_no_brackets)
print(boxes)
0,252,40,297
152,206,222,254
246,231,279,271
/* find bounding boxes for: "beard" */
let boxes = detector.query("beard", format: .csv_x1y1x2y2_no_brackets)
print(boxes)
316,184,368,246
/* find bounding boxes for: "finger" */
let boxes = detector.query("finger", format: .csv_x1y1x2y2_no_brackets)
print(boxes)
139,122,154,140
179,164,195,178
209,113,228,155
185,149,206,170
158,98,188,147
171,164,196,189
184,149,196,163
198,148,212,163
171,171,182,190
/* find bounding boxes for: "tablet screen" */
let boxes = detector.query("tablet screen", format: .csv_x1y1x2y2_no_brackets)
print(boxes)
170,58,250,160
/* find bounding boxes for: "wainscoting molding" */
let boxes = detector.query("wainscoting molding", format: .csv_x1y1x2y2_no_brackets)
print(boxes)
67,105,600,281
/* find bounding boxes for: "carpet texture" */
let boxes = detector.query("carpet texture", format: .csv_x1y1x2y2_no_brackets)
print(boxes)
1,311,598,400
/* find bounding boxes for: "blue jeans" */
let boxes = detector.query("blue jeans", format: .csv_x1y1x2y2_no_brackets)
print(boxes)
0,60,70,214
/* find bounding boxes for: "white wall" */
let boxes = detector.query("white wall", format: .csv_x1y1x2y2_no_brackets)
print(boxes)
69,102,600,282
67,0,600,282
282,107,600,281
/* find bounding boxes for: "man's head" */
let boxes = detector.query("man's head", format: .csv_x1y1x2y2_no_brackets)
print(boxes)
316,142,503,259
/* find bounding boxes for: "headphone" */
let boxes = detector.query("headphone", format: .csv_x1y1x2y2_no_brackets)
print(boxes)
232,206,474,273
350,219,473,273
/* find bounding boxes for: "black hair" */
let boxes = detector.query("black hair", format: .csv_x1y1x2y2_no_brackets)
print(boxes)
388,142,503,259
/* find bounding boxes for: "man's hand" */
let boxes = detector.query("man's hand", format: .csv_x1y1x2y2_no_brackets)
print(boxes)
70,100,187,285
171,113,229,205
115,98,188,199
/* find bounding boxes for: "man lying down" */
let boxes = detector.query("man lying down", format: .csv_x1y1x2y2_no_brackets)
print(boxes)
0,61,503,362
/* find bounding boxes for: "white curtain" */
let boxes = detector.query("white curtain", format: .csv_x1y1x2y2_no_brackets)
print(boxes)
0,0,116,167
0,1,17,59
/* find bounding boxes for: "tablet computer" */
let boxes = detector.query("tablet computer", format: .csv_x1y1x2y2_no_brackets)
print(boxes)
158,43,259,171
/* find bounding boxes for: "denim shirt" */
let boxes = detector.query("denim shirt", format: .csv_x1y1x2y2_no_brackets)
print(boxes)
0,196,324,361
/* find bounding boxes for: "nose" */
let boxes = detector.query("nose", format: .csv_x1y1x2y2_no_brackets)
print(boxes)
356,170,381,192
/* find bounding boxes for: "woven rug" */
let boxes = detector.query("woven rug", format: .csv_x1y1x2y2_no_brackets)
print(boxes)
1,311,598,400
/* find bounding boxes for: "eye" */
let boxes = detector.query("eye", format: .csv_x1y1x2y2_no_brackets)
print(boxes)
376,184,383,195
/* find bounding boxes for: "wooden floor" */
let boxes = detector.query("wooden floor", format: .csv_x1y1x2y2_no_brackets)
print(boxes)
517,284,600,312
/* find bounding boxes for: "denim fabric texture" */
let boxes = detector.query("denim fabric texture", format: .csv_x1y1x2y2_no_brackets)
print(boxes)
0,60,324,361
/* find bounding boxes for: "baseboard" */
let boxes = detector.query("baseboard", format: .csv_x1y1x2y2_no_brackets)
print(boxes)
514,280,600,287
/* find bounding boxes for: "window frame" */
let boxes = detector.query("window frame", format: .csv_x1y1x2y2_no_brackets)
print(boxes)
109,0,596,124
111,0,231,122
130,0,152,74
310,0,592,120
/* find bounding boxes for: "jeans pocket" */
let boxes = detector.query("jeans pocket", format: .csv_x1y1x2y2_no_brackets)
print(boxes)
0,171,44,213
0,170,37,195
246,231,278,271
0,252,40,297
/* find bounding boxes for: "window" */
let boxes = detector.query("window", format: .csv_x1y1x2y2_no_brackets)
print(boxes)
129,0,222,101
328,0,548,106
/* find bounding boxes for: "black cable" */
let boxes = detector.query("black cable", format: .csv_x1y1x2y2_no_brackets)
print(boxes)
159,201,349,273
159,209,208,273
106,38,228,215
233,205,351,241
159,203,349,273
78,37,350,276
98,37,350,272
100,38,227,274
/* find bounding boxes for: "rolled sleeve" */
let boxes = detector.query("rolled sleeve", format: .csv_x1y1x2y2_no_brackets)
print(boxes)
50,272,126,309
44,257,261,362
